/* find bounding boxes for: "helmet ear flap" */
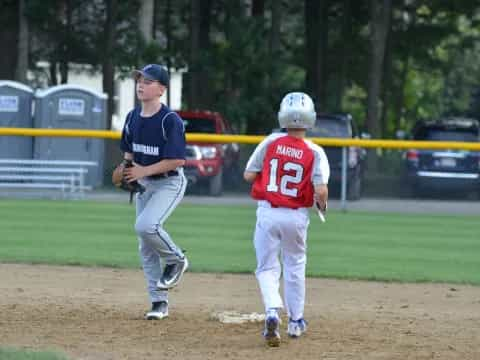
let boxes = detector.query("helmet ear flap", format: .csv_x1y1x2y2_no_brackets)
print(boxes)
278,92,316,129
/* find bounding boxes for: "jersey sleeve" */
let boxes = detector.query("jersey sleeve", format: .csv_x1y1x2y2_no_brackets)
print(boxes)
307,140,330,185
245,133,284,172
163,113,186,159
120,110,134,153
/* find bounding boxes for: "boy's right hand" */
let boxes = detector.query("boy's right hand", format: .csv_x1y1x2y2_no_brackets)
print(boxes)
315,201,327,223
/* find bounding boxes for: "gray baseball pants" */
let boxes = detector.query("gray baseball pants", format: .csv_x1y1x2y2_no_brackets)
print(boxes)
135,169,187,303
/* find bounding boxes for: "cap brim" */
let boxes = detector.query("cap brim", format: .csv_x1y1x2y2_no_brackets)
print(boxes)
131,69,156,81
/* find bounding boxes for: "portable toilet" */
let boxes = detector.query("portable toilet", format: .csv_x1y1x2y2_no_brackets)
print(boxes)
0,81,34,159
33,84,107,187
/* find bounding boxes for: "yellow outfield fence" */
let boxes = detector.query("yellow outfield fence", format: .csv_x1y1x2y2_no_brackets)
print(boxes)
1,127,480,151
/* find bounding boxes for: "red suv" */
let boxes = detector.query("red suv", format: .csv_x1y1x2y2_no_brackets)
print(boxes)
177,110,240,196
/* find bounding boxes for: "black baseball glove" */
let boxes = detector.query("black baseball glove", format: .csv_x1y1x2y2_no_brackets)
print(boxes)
112,160,145,201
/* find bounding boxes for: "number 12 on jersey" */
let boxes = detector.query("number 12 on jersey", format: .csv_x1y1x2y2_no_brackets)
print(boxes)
266,158,304,197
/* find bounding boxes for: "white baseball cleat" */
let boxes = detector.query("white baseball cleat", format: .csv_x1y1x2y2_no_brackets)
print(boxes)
145,301,168,320
263,310,281,347
157,256,189,289
287,318,308,338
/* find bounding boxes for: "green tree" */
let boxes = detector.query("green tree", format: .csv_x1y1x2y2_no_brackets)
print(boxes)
381,1,480,135
4,0,478,139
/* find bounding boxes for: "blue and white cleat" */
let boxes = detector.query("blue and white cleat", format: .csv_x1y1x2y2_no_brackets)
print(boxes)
287,318,308,338
157,256,189,289
145,301,168,320
263,312,281,347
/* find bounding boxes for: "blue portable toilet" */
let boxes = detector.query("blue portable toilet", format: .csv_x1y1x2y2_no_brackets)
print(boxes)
0,81,34,159
33,84,108,187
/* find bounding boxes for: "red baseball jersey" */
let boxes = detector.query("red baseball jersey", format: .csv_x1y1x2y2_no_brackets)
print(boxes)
251,135,315,208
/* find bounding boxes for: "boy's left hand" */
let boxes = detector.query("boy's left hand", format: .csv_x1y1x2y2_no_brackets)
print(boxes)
124,162,147,182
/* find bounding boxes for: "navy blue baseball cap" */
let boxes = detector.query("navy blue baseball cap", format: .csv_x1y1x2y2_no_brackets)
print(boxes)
132,64,169,86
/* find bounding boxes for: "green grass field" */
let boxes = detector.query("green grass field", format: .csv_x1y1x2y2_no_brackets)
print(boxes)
0,347,67,360
0,198,479,284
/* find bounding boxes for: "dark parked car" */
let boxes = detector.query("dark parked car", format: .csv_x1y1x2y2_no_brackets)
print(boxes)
307,113,367,200
405,117,480,196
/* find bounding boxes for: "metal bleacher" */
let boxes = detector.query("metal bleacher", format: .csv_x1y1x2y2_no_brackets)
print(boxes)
0,159,98,198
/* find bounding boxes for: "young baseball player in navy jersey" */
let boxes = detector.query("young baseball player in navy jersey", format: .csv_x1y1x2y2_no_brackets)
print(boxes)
120,64,188,320
244,92,330,347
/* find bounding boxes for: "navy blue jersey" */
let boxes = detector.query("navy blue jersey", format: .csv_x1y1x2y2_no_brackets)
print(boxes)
120,105,186,166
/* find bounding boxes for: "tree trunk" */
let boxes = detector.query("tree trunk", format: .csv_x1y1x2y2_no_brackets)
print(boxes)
164,0,172,107
270,1,281,57
394,5,415,132
198,1,212,108
137,0,154,106
268,0,281,94
394,57,410,131
244,0,268,134
252,0,265,16
59,0,71,84
49,62,58,85
103,0,121,184
380,10,393,138
305,0,328,110
0,1,19,80
187,0,200,108
366,0,392,138
317,1,328,110
138,0,154,42
305,0,317,103
102,0,117,130
15,0,28,83
334,0,352,110
187,0,212,109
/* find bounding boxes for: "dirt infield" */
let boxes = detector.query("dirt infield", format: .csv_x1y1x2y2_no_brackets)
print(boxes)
0,264,479,360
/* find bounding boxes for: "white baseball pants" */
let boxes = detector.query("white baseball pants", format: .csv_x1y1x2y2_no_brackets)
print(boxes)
253,201,310,321
135,170,187,303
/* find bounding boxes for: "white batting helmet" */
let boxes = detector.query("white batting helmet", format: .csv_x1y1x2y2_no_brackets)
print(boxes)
278,92,316,129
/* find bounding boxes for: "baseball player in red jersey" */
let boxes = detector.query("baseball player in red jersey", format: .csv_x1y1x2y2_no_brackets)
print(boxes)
244,92,330,347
